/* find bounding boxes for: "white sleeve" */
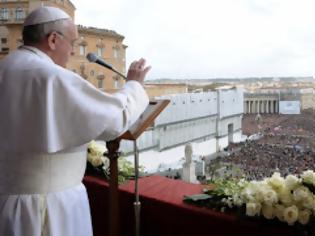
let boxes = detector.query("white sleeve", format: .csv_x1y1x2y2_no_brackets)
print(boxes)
96,80,149,140
0,53,150,153
51,76,149,150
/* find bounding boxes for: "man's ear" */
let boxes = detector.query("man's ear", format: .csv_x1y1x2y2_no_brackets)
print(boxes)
47,32,58,50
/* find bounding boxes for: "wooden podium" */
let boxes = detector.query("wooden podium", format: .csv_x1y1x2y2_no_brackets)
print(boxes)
105,99,170,236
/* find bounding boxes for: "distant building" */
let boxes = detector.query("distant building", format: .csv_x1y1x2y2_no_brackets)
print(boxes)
144,83,188,99
120,86,244,153
0,0,126,90
244,88,315,114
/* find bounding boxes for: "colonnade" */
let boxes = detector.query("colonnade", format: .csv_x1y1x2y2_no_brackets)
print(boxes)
244,99,279,114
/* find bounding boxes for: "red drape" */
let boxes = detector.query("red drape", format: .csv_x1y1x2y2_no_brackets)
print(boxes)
83,175,300,236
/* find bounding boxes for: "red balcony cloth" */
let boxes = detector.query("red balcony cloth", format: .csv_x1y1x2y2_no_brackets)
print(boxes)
83,175,299,236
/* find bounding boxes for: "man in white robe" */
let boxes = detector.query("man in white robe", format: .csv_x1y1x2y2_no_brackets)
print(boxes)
0,6,150,236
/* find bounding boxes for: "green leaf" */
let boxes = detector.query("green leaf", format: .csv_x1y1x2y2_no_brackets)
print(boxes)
183,194,212,202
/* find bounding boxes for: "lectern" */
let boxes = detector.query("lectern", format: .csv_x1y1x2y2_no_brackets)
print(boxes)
105,99,170,236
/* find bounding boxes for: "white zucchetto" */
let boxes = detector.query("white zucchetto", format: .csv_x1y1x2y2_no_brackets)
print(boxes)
23,6,71,26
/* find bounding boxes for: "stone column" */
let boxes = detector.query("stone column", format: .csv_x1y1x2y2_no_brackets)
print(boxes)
248,100,251,114
182,143,197,183
271,100,274,113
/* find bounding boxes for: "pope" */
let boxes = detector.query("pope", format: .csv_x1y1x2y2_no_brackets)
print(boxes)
0,6,150,236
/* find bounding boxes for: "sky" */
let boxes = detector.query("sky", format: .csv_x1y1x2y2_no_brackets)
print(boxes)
73,0,315,80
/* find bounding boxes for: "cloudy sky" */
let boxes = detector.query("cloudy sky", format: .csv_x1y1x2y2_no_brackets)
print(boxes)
73,0,315,80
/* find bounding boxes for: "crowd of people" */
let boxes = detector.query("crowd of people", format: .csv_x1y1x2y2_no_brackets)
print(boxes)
208,111,315,181
213,141,315,180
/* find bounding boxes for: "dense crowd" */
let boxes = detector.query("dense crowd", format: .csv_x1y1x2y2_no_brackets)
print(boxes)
208,110,315,181
211,141,315,180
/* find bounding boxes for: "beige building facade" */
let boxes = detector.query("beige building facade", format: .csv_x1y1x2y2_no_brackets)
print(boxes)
0,0,126,90
145,83,188,99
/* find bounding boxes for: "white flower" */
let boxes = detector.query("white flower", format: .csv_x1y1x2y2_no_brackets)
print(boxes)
293,186,311,202
241,181,264,203
204,170,315,226
285,174,301,190
302,195,315,210
298,209,311,225
261,188,278,205
301,170,315,185
274,204,285,222
87,140,108,167
283,205,299,225
278,187,293,206
90,155,103,167
118,158,133,173
232,194,244,207
261,204,275,219
88,140,106,156
222,197,234,208
246,202,261,217
268,172,285,190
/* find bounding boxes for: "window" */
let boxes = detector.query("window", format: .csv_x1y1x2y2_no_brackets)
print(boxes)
114,78,118,89
113,48,118,58
97,74,105,89
79,45,86,56
98,79,103,89
97,47,104,57
15,7,24,20
0,8,9,20
1,47,9,52
90,70,95,76
1,38,7,44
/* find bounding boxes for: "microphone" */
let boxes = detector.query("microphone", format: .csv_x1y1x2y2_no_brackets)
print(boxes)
86,53,127,79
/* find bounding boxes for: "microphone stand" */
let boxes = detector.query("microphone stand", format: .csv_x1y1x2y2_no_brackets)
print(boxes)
133,140,141,236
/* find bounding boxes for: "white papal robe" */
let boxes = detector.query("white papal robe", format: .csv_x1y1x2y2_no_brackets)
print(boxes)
0,46,149,236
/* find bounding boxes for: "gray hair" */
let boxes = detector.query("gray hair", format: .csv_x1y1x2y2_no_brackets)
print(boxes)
22,19,69,45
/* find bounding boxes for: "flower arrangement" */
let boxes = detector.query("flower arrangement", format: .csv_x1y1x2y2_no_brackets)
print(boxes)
86,140,143,183
185,170,315,228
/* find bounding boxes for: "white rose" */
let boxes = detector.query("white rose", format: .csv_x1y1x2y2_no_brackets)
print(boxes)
242,181,263,203
301,170,315,185
87,140,106,157
262,204,275,219
262,188,278,205
302,195,315,210
274,204,285,222
298,209,311,225
90,156,103,167
278,187,293,206
283,205,299,225
246,202,261,217
285,174,301,190
268,172,285,190
293,186,311,202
